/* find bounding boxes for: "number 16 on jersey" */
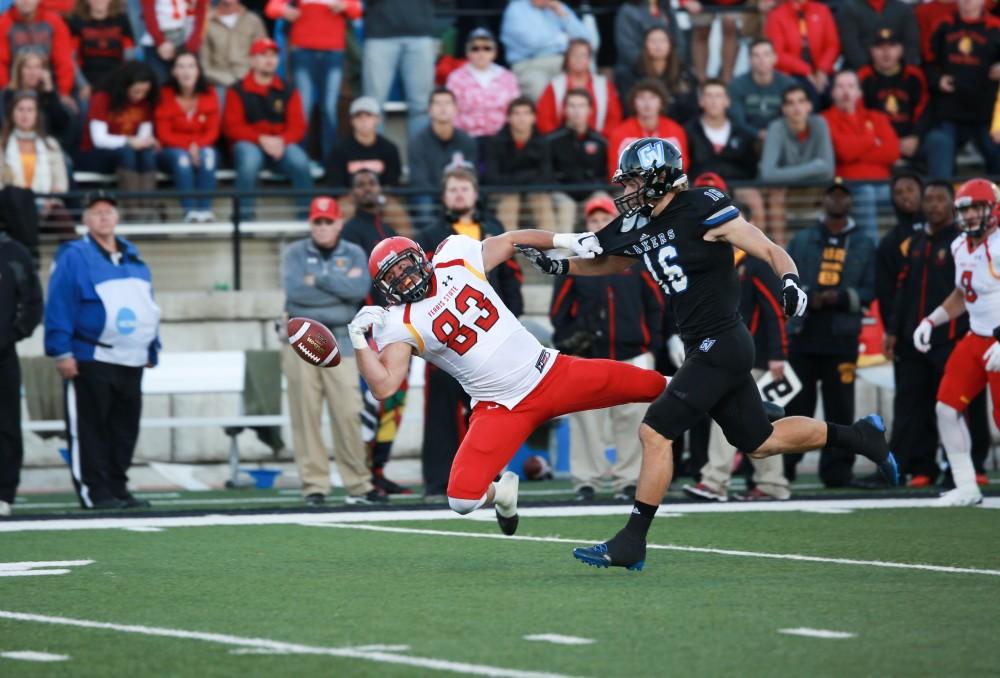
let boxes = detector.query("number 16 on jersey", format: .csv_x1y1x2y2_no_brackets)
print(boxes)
645,246,688,294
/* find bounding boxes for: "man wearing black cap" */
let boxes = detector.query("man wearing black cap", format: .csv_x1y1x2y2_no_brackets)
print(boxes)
783,180,877,487
0,225,42,517
44,191,161,510
857,27,930,167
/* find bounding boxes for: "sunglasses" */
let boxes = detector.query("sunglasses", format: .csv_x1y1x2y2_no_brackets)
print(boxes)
468,44,494,53
312,218,336,225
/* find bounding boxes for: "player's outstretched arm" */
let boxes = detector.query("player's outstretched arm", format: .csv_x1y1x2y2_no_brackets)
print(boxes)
355,341,412,400
704,215,807,317
482,230,604,273
913,288,967,353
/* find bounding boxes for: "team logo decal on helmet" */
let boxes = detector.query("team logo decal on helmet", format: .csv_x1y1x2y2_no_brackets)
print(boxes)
368,236,434,305
954,178,1000,239
613,137,687,219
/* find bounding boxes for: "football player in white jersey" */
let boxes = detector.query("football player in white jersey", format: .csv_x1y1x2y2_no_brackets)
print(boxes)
347,230,670,537
913,178,1000,506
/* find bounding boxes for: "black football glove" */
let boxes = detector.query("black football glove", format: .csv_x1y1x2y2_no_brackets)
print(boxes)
781,273,808,317
514,245,569,276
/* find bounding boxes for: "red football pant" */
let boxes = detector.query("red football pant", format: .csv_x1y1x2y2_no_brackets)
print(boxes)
447,354,667,500
937,333,1000,427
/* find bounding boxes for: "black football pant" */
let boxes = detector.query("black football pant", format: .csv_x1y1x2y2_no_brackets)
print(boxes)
421,364,471,495
782,352,857,487
0,345,22,504
64,361,143,508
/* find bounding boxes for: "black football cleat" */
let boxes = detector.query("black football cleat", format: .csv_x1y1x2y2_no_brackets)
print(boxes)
120,494,152,509
495,509,519,536
572,530,646,571
855,414,900,486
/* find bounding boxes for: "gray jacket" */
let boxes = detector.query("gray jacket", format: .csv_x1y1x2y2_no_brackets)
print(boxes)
407,125,478,192
759,114,835,184
282,237,370,357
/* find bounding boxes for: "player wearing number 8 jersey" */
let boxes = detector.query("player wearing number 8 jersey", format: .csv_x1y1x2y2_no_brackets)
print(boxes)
913,178,1000,506
348,231,669,537
518,137,900,570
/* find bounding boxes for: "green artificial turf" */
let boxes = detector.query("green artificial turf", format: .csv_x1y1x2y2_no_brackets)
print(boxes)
1,508,998,677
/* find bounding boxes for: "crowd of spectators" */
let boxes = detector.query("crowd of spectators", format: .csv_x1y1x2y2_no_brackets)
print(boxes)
0,0,992,234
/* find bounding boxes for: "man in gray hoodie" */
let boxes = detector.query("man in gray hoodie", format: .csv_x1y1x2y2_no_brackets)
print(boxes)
282,196,385,506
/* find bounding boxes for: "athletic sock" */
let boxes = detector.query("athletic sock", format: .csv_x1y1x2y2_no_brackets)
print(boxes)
623,500,658,540
937,404,978,492
826,422,862,450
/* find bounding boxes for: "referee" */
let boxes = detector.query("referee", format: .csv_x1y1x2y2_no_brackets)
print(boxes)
44,192,161,510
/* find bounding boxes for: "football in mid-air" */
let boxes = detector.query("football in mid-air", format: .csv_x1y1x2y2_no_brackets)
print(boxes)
521,454,553,481
288,317,341,368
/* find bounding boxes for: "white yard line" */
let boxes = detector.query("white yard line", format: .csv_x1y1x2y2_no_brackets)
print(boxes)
0,497,997,534
779,628,856,639
316,523,1000,578
524,635,594,646
0,561,94,570
0,650,70,662
0,610,581,678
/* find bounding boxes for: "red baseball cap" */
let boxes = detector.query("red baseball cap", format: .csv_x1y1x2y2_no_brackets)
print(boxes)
584,195,617,217
309,196,341,222
249,37,279,56
693,172,729,192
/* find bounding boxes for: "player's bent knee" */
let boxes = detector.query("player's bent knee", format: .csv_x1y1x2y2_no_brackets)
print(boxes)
448,493,488,515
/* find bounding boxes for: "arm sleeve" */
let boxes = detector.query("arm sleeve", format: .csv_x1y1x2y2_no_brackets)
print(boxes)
141,0,165,44
184,0,210,51
766,13,813,77
43,251,79,359
11,246,42,342
868,113,901,166
265,0,289,20
198,91,222,147
222,86,258,143
51,18,75,95
535,85,560,135
640,270,665,349
343,0,363,20
0,19,9,89
281,90,307,144
90,119,128,149
836,4,865,70
549,277,579,339
314,248,372,303
816,8,841,73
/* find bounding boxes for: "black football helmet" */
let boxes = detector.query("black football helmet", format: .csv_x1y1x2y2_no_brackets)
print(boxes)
613,137,687,218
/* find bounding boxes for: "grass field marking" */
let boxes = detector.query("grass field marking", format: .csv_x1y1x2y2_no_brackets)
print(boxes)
121,527,164,533
524,635,594,646
0,651,70,662
318,524,1000,578
778,628,856,639
230,644,411,656
0,610,585,678
0,560,94,571
0,560,93,577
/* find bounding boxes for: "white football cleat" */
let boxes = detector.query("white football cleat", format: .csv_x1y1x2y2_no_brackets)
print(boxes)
0,500,10,517
934,487,983,507
494,471,519,536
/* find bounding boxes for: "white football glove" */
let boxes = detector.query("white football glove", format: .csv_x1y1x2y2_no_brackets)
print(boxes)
781,274,808,317
553,232,603,259
984,342,1000,372
666,334,685,369
912,318,934,354
348,306,388,351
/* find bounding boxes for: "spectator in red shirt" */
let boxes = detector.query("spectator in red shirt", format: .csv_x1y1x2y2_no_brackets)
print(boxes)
606,78,688,178
536,38,622,137
765,0,840,101
68,0,135,98
857,28,929,167
915,0,957,63
265,0,360,161
79,60,159,198
223,37,312,221
155,50,220,222
0,0,75,98
822,69,899,237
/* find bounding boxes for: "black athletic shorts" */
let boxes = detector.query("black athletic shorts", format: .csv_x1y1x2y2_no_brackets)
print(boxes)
642,323,773,452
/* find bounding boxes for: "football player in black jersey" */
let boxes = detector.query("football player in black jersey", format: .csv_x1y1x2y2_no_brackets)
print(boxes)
517,137,900,571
